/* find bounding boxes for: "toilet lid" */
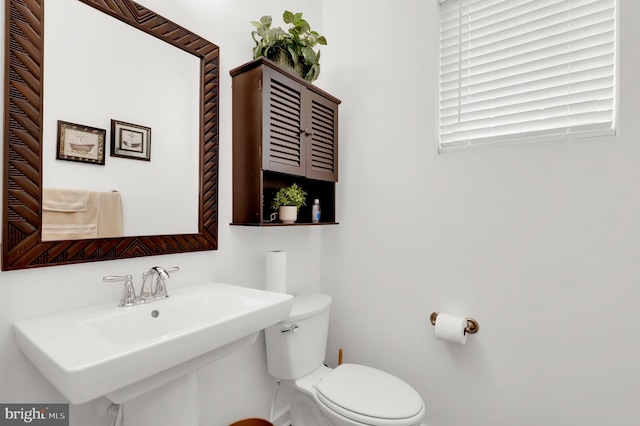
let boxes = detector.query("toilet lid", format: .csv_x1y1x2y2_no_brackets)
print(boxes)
316,364,424,424
287,293,332,322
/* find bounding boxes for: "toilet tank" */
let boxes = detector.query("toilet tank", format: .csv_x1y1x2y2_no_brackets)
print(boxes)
265,293,332,380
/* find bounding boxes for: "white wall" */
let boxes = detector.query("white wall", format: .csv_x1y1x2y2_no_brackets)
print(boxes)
1,1,322,425
4,1,640,426
320,1,640,426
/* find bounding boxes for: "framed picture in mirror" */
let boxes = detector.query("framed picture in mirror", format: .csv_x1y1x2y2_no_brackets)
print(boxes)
56,120,106,165
111,119,152,161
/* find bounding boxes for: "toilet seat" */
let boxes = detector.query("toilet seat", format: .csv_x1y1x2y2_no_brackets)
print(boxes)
315,364,425,426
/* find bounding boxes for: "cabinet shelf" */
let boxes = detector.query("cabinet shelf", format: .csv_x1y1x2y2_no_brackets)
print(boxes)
230,58,341,226
230,222,339,227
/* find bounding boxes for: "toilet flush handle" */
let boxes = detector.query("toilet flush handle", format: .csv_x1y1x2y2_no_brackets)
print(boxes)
281,323,299,333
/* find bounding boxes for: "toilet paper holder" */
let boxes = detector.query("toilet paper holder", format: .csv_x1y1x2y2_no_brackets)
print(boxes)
430,312,479,335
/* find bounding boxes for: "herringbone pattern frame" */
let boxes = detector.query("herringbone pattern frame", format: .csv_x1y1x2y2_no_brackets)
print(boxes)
2,0,219,270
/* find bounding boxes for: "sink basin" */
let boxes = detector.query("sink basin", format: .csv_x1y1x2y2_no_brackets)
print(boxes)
13,283,293,404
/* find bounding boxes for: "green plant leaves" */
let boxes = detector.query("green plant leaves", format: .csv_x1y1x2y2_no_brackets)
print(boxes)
283,10,295,24
301,47,316,64
271,184,307,211
250,11,327,81
260,15,273,27
288,47,299,65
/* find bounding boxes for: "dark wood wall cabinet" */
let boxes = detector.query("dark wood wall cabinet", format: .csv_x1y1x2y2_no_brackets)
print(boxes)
231,58,341,226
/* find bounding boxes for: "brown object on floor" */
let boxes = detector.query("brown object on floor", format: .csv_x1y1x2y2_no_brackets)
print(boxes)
229,419,273,426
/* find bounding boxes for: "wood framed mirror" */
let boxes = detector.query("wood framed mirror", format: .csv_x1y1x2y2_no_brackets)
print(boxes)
2,0,219,271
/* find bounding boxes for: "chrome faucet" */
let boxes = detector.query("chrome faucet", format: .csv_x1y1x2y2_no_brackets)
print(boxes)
140,266,179,302
103,274,137,307
104,266,179,307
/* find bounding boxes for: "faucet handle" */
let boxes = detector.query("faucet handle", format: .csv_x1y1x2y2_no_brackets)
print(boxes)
154,266,179,298
165,267,180,275
103,275,137,307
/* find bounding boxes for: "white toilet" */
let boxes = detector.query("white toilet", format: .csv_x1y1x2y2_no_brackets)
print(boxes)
265,294,425,426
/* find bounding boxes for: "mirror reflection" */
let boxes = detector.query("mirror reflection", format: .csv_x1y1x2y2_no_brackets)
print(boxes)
2,0,219,270
42,0,199,240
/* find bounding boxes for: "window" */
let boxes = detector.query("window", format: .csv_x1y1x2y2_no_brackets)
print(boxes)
439,0,616,152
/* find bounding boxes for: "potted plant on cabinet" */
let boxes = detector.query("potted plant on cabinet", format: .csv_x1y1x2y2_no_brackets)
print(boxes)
251,10,327,82
270,183,307,224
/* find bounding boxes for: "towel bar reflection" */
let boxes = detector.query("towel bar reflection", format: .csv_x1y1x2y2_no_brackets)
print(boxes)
430,312,479,335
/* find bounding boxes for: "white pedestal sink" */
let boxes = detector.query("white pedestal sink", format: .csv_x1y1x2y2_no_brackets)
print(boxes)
13,283,293,405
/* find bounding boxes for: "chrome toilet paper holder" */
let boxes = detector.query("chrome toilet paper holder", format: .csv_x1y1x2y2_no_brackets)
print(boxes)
430,312,479,335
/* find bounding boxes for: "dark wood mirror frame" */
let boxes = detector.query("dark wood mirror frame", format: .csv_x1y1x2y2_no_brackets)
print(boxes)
2,0,219,271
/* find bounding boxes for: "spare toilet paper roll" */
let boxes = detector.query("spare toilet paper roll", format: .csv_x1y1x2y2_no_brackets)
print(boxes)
434,313,468,345
266,250,287,293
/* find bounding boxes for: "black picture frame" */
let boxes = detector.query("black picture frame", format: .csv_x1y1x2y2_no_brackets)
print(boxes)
56,120,106,165
111,119,152,161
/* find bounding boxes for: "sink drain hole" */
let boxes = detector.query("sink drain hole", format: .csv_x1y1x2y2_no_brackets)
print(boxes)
151,310,159,318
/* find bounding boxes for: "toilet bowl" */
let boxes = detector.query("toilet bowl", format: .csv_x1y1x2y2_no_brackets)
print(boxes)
265,294,425,426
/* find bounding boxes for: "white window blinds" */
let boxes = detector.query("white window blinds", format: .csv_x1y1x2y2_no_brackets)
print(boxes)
439,0,616,152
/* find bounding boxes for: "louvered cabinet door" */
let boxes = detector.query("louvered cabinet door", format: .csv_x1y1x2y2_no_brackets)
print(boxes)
230,58,341,225
305,91,338,182
263,69,306,176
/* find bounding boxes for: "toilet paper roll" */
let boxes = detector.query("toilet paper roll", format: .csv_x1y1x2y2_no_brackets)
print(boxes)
266,251,287,293
434,313,468,345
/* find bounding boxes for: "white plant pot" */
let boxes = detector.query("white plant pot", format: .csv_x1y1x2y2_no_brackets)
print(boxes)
278,206,298,224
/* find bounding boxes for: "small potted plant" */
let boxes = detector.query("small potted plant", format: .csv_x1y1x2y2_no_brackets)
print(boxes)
270,183,307,224
251,11,327,82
